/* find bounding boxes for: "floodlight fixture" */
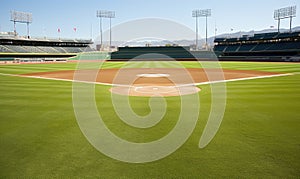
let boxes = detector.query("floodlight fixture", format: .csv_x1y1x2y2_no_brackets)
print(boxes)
97,10,115,18
192,9,211,50
10,10,32,38
193,9,211,17
96,10,116,50
274,6,296,32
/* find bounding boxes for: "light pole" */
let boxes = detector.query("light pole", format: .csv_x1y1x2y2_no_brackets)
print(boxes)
274,6,296,33
10,11,32,38
108,12,116,50
192,10,199,50
192,9,211,50
96,10,115,51
96,11,103,50
192,10,200,50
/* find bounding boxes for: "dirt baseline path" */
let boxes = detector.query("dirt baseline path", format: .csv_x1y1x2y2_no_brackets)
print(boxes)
23,68,280,97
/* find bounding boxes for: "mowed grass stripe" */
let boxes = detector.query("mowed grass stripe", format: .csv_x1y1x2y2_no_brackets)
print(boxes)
0,62,299,178
221,61,300,73
0,63,77,74
0,61,299,75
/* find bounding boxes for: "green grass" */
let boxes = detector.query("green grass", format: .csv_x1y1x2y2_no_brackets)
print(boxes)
0,61,299,178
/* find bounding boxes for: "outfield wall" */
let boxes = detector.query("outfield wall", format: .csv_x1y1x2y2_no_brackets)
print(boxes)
110,46,299,62
110,46,216,61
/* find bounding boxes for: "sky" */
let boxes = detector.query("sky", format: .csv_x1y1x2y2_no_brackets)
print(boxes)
1,0,299,42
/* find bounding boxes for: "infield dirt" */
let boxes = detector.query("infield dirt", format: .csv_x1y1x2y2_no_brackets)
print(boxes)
23,68,280,96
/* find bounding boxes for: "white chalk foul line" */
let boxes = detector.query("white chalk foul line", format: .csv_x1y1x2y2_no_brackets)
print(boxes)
0,72,294,87
193,73,293,86
0,72,114,86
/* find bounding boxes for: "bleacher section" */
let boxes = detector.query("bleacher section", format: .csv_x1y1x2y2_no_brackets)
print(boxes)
0,36,93,54
238,44,256,52
224,45,240,52
214,31,300,61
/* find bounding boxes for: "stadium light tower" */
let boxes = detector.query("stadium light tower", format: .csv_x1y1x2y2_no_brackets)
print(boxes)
10,10,32,38
274,6,297,33
192,10,200,50
96,10,115,51
192,9,211,50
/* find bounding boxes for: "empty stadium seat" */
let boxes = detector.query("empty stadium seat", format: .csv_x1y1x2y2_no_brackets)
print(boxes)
224,44,240,52
0,45,13,52
214,45,227,52
5,45,28,53
252,43,272,51
238,44,257,52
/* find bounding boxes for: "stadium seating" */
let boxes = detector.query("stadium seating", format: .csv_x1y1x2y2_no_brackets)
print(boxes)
0,45,93,53
253,32,278,40
252,43,271,51
0,45,13,52
0,36,93,54
224,44,240,52
237,44,257,52
53,47,67,53
37,46,59,53
4,45,28,53
214,45,227,52
23,46,44,53
268,41,300,51
214,31,300,61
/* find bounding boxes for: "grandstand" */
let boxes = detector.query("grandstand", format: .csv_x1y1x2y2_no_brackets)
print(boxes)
214,31,300,62
0,34,93,62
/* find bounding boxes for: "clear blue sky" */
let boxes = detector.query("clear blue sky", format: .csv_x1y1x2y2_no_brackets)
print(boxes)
1,0,299,40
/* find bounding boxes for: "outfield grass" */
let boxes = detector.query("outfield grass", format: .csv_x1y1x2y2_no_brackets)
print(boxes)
0,61,299,178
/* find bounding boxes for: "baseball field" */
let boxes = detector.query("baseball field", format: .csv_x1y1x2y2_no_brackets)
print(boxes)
0,60,300,178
